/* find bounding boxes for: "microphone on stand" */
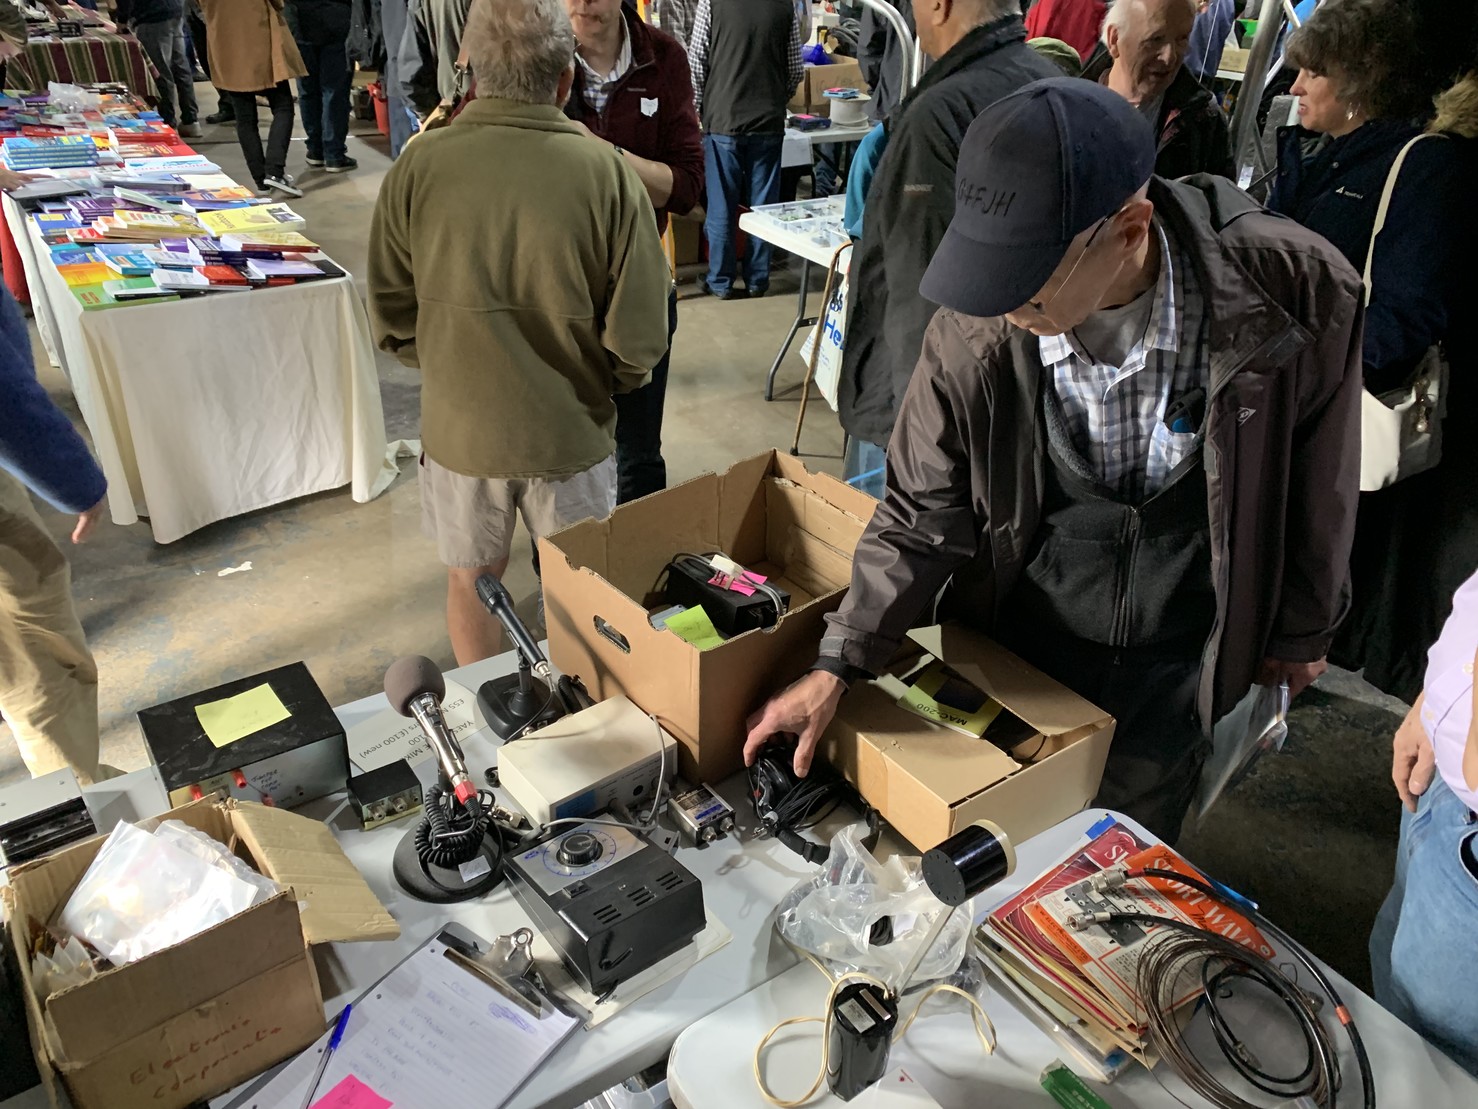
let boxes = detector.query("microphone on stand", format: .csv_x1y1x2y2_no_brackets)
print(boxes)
384,655,475,805
384,656,502,903
475,574,554,680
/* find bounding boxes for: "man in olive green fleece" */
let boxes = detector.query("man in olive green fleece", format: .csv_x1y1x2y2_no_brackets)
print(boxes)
368,0,671,665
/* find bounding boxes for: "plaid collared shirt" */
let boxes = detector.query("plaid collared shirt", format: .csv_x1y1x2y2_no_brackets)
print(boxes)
1039,218,1210,502
689,0,804,115
576,17,634,117
651,0,701,51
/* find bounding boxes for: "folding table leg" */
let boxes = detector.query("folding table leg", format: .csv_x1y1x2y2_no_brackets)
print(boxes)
764,258,814,401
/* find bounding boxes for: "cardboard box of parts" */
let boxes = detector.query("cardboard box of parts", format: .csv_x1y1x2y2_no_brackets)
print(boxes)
542,451,876,783
3,797,399,1109
790,57,868,113
821,625,1117,851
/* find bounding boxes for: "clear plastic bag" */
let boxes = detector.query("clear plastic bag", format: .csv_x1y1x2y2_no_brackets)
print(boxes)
775,824,972,989
56,820,281,966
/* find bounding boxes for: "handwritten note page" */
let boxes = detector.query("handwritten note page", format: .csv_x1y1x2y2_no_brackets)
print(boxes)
231,937,579,1109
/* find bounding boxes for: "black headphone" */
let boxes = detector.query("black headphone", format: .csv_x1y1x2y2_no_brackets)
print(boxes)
747,742,881,865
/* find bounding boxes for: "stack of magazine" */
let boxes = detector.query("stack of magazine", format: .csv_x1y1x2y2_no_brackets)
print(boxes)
974,819,1273,1082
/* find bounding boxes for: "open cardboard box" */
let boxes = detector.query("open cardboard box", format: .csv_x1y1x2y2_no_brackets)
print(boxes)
3,798,399,1109
542,451,876,782
822,625,1117,851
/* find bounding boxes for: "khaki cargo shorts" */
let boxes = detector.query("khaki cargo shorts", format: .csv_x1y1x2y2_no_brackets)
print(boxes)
419,454,617,569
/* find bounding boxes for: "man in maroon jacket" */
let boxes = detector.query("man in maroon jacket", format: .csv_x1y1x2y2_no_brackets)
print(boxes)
563,0,703,503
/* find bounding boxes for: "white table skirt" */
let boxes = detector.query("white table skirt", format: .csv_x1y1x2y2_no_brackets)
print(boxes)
4,196,401,544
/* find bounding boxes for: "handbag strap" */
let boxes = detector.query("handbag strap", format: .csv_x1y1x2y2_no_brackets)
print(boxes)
1362,133,1443,306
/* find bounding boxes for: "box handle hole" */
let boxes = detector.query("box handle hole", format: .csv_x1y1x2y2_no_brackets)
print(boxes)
594,616,630,654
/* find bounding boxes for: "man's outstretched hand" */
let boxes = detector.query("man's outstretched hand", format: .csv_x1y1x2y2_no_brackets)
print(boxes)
743,670,846,777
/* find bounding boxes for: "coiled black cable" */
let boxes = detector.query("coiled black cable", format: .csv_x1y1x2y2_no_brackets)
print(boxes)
415,785,495,869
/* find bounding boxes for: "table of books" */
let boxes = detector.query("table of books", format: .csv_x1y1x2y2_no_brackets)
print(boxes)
1,89,399,544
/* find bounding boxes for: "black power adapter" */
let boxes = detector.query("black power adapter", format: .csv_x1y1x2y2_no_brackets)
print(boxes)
827,981,898,1101
663,554,790,637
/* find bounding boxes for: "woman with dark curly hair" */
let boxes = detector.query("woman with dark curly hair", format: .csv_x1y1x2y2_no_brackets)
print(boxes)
1268,0,1477,704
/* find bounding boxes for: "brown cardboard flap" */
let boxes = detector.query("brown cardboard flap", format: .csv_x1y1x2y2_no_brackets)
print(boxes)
907,625,1112,737
227,802,399,944
43,894,305,1062
863,675,1020,798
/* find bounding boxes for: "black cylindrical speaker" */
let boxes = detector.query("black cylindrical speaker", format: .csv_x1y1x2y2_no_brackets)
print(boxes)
921,820,1015,907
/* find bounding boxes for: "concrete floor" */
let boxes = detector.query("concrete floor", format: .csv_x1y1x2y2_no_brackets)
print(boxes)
2,92,1410,992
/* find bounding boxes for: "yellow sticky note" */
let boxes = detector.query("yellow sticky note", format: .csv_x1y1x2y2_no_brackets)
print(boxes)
194,684,291,748
665,606,727,651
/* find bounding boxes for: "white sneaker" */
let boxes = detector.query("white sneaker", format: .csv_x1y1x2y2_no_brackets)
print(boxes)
263,174,303,198
178,121,203,139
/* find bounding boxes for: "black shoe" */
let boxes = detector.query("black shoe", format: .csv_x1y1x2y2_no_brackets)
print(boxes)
263,174,304,198
205,109,235,125
305,152,325,167
324,156,358,173
700,279,747,301
746,285,769,299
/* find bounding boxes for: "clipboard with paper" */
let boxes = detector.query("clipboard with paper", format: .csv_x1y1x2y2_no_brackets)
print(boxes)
226,923,580,1109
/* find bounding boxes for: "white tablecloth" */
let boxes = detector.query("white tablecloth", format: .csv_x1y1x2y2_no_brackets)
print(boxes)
669,809,1478,1109
4,196,401,544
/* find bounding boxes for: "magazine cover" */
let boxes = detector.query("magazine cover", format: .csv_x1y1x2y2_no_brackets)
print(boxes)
1024,843,1274,1023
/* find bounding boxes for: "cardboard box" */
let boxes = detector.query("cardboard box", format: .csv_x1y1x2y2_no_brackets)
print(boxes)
789,57,869,114
667,211,703,269
543,451,876,783
822,625,1116,851
806,58,868,112
4,798,399,1109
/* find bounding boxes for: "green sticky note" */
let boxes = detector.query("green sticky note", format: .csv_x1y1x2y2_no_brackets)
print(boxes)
194,684,291,748
665,606,727,651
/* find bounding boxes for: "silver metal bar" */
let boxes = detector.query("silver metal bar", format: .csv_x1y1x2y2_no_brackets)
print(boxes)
892,904,958,996
853,0,917,96
1229,0,1288,183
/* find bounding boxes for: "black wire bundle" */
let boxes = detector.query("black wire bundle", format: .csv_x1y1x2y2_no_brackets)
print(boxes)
1108,868,1375,1109
415,785,497,870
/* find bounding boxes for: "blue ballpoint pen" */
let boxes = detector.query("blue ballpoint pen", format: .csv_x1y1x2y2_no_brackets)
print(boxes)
299,1004,353,1109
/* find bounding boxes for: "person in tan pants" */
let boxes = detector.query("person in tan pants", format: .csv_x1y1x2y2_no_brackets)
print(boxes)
0,284,108,784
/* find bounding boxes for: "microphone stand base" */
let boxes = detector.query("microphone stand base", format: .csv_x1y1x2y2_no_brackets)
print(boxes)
478,674,568,740
391,824,503,903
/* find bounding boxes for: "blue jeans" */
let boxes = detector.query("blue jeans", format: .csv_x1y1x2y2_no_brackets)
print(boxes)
843,438,887,499
380,0,416,158
703,133,783,296
296,39,351,163
614,288,678,504
1370,775,1478,1078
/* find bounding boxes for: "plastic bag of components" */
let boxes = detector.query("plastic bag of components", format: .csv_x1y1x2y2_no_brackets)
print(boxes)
56,819,280,965
776,824,972,988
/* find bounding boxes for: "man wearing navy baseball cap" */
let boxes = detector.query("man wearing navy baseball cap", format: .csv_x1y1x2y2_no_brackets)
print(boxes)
747,78,1366,840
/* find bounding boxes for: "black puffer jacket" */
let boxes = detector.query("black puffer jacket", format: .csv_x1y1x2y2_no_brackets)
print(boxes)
1080,54,1234,182
838,16,1059,447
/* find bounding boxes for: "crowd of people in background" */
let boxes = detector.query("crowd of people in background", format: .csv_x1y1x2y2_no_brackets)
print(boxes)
361,0,1477,1076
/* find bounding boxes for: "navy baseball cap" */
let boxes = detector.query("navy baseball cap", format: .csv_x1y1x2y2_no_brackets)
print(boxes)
919,77,1157,318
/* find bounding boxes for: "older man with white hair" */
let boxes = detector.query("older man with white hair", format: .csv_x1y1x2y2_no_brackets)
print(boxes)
368,0,671,665
1081,0,1234,179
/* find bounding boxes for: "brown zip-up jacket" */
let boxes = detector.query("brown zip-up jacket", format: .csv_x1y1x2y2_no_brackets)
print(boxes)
820,175,1365,730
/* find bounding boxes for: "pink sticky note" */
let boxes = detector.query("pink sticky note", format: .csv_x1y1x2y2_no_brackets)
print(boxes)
309,1075,393,1109
708,570,767,597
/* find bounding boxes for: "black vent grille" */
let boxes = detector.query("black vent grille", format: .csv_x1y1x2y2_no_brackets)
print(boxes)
592,902,623,925
627,886,655,907
656,870,685,892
